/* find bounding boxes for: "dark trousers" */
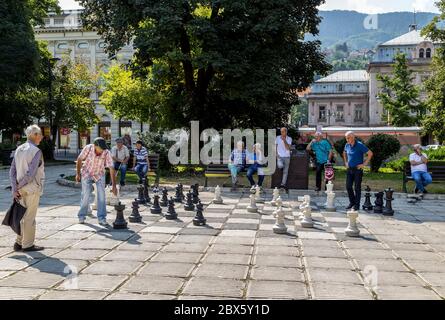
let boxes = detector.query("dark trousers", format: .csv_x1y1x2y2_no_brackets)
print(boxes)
346,167,363,208
247,164,265,187
315,162,326,190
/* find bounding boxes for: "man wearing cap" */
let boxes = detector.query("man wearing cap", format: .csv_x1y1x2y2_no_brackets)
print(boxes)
132,140,150,184
306,132,333,191
111,138,130,187
76,137,117,225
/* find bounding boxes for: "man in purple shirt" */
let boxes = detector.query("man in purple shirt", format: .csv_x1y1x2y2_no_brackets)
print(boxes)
9,125,45,252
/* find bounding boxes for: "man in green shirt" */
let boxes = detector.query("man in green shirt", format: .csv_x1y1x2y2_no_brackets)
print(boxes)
307,132,333,191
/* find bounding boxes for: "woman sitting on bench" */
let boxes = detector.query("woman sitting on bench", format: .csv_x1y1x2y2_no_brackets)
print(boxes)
246,143,265,188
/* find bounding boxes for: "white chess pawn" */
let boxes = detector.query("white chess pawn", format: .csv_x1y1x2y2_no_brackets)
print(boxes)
299,195,311,220
270,187,280,206
326,191,336,212
273,197,287,234
213,185,223,204
300,197,314,228
326,181,334,193
345,209,360,237
255,185,264,203
247,193,258,213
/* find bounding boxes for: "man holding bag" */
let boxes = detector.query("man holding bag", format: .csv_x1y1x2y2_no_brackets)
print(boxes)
9,125,45,252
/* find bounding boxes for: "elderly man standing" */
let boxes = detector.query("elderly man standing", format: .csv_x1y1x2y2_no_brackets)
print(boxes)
9,125,45,252
76,137,117,225
343,131,373,211
410,144,432,194
276,127,292,189
111,137,130,187
307,132,333,191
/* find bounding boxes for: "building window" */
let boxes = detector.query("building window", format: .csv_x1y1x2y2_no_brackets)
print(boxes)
98,42,106,49
78,130,90,149
98,121,112,145
336,105,344,121
426,48,432,59
319,106,326,121
43,18,50,26
54,18,65,26
57,43,68,50
355,105,364,121
338,84,343,92
58,128,71,149
77,42,89,49
419,48,425,59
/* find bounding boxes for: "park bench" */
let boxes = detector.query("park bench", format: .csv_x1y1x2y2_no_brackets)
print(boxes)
204,163,251,187
402,161,445,193
106,153,160,185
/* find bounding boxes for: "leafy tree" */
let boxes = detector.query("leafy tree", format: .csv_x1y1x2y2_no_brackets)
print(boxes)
366,134,401,172
422,0,445,144
376,53,425,127
80,0,330,130
290,100,308,127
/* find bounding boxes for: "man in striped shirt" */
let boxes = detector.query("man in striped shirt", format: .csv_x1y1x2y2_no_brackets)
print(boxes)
132,140,150,184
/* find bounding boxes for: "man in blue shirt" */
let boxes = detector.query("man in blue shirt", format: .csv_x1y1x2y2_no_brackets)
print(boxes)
307,132,333,191
343,131,373,211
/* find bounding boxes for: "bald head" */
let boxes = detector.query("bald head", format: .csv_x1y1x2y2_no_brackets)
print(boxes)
280,127,287,137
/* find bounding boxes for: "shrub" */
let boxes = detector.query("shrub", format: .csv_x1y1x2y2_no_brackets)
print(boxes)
384,156,408,172
426,146,445,160
367,134,401,172
137,131,175,172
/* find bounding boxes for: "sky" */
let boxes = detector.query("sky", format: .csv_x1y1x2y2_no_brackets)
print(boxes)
58,0,440,14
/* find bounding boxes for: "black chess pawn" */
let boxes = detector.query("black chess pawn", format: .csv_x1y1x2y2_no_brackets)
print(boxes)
165,197,178,220
143,178,151,204
179,183,185,201
193,201,206,226
129,199,142,223
184,191,195,211
191,184,200,204
374,191,384,214
174,184,182,203
160,187,168,207
150,194,162,214
194,183,200,196
362,186,373,211
137,185,146,205
113,202,128,229
383,188,394,216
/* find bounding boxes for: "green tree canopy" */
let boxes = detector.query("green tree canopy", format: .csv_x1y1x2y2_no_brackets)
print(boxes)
80,0,331,130
376,52,425,127
422,0,445,144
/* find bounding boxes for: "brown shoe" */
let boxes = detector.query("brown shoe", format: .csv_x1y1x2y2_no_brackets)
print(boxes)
22,245,45,252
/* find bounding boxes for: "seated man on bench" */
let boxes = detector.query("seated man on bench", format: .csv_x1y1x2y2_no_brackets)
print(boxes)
410,144,432,195
228,141,246,187
246,143,265,189
132,140,150,184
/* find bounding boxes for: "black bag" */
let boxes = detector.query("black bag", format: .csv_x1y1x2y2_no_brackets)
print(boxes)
2,200,27,235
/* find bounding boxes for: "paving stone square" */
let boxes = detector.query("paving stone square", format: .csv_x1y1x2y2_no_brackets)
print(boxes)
1,165,445,299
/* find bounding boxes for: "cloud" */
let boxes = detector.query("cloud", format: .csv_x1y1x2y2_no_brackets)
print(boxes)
320,0,439,14
413,0,439,13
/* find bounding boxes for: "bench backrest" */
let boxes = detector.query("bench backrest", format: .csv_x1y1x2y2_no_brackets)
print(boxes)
205,163,251,173
404,161,445,180
129,153,160,171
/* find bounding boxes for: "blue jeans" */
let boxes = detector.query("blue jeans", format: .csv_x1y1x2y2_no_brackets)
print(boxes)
113,162,127,185
228,164,243,184
78,176,106,221
134,163,148,182
247,164,265,187
412,171,432,192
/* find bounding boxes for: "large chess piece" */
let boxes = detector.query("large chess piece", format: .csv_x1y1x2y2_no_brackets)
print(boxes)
273,197,287,234
193,201,206,226
255,185,264,203
137,185,146,205
212,185,223,204
179,183,185,201
113,202,128,229
345,209,360,237
160,187,169,207
247,192,258,213
374,192,384,214
270,187,280,206
165,197,178,220
299,195,311,220
362,186,373,211
192,184,200,204
382,188,394,216
143,178,151,204
325,182,336,212
184,191,195,211
300,196,314,228
150,194,162,214
129,199,142,223
107,184,120,206
174,184,182,203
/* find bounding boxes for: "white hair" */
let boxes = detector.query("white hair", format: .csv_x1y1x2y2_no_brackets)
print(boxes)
25,124,42,138
315,132,323,136
413,144,422,150
345,131,355,137
253,143,262,151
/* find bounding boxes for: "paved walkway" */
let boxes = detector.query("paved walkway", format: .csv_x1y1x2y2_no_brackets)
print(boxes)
0,165,444,300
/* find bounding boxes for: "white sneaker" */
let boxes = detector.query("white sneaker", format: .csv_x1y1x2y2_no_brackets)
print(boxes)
98,219,109,227
79,217,86,224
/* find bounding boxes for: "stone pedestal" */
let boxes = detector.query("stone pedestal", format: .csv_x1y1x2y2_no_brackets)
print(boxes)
345,209,360,237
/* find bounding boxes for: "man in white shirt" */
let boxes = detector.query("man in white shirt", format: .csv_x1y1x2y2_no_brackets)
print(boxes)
275,127,292,188
111,138,130,186
409,144,432,194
